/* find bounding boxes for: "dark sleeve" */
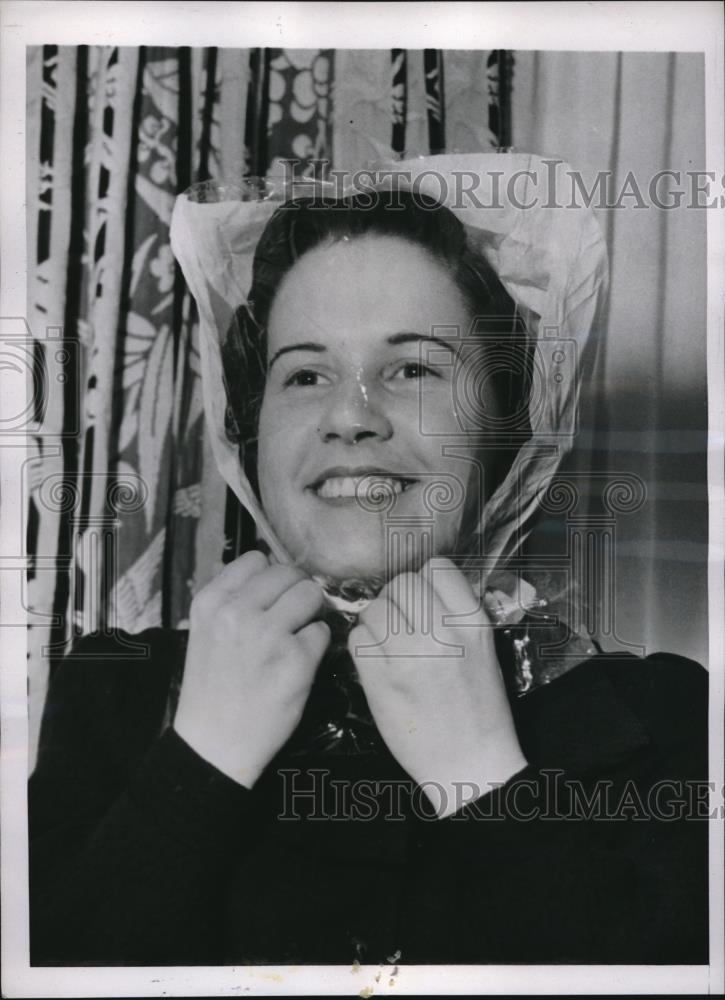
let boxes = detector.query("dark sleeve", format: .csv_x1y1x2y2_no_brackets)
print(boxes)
29,630,261,966
399,653,709,964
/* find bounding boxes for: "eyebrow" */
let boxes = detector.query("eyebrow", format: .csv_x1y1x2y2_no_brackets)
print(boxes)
387,332,460,357
268,332,460,371
268,342,326,371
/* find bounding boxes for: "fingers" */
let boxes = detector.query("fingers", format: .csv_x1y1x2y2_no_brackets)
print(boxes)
367,570,443,637
358,559,483,643
297,619,331,664
246,563,310,610
272,577,325,632
213,549,269,594
347,622,380,666
420,558,484,622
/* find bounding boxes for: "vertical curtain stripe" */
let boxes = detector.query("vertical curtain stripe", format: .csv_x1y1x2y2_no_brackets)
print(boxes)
176,48,193,196
218,48,249,181
26,46,77,767
423,50,446,153
403,50,427,156
652,53,676,391
640,51,676,647
52,45,88,660
391,49,407,154
243,49,261,175
26,48,42,285
329,49,395,172
197,48,218,183
444,51,499,151
265,50,335,174
35,43,76,604
189,47,204,181
243,48,271,176
599,51,623,389
486,50,513,148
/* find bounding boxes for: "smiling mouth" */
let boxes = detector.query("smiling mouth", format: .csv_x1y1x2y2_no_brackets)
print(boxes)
308,471,418,500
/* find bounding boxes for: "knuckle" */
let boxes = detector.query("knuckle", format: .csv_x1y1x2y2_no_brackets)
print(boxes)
391,573,419,604
189,588,212,618
282,566,310,589
295,578,324,603
360,597,386,627
426,555,453,570
305,619,328,642
240,549,268,572
358,603,376,627
348,625,372,657
388,572,418,595
263,564,306,592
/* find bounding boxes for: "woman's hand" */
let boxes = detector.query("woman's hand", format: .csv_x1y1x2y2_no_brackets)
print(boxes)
348,558,528,818
174,550,329,788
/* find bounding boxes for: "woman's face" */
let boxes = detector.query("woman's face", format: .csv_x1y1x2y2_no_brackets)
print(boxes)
256,234,498,584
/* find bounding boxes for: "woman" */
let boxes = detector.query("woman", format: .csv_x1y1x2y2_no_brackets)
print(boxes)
29,154,708,966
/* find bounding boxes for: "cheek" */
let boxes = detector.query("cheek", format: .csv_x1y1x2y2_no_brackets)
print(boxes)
417,381,465,438
431,449,485,533
256,400,291,501
256,395,316,512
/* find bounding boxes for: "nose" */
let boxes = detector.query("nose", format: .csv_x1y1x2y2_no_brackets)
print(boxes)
317,379,393,445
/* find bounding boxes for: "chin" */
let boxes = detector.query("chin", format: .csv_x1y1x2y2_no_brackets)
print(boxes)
299,547,389,588
275,508,464,586
295,532,436,589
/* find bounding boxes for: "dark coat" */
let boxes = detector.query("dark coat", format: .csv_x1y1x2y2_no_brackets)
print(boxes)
29,627,709,966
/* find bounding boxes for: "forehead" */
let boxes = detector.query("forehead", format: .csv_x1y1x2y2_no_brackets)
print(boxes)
267,234,472,345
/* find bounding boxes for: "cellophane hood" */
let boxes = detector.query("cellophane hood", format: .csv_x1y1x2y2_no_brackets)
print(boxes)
169,152,608,652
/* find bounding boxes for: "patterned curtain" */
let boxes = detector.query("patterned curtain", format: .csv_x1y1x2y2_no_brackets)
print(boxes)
25,45,513,765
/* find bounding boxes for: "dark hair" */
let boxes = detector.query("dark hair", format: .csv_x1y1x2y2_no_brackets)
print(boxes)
221,189,531,497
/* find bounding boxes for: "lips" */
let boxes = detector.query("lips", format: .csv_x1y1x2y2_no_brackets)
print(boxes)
307,467,418,500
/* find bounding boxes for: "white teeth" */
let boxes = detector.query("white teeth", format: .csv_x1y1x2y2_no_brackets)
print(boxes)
316,476,408,499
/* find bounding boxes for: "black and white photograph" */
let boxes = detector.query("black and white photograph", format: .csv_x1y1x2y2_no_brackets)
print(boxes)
1,2,723,996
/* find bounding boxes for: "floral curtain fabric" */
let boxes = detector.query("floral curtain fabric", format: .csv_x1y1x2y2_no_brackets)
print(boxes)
25,45,512,764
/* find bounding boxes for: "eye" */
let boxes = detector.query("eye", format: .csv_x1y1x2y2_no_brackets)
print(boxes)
390,361,441,381
283,368,329,388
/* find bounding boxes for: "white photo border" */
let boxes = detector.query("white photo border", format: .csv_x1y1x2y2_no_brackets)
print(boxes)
1,2,723,996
